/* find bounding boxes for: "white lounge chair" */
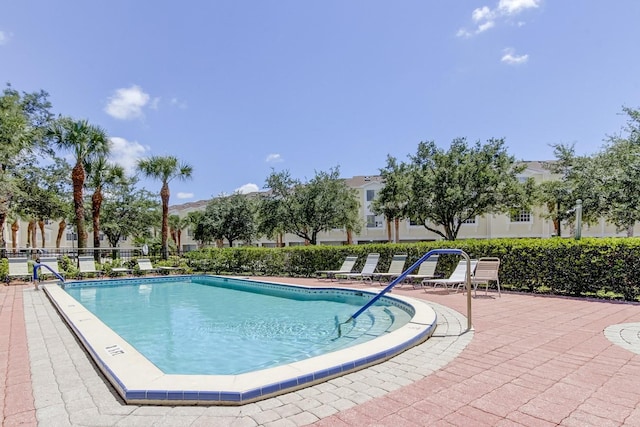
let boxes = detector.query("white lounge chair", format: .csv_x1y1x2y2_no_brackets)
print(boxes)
137,258,159,274
423,259,477,292
316,255,358,281
403,255,440,288
37,256,65,281
336,253,380,283
6,257,31,282
374,254,408,284
78,256,104,278
467,257,501,297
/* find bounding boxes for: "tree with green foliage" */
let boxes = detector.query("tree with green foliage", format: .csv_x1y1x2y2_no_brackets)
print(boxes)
100,176,160,249
186,211,211,248
168,214,190,253
14,158,71,248
86,155,125,256
371,155,412,243
258,167,361,245
407,138,534,241
538,143,588,237
199,192,257,247
0,85,53,248
589,107,640,235
47,117,110,249
137,156,193,259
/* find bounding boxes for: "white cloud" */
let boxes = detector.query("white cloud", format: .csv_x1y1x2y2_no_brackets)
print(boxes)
235,183,259,194
108,136,150,174
104,85,151,120
501,48,529,65
477,21,496,33
456,28,473,38
176,192,194,199
0,31,9,45
266,153,283,163
457,0,539,37
472,6,493,22
498,0,540,15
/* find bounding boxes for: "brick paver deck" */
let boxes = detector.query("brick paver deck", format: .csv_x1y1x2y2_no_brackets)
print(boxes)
2,277,640,426
1,284,37,427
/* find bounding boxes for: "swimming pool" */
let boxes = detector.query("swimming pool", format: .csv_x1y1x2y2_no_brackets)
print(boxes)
65,276,413,375
44,275,437,405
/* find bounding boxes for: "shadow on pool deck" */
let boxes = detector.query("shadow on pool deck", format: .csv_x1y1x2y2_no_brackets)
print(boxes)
3,276,640,426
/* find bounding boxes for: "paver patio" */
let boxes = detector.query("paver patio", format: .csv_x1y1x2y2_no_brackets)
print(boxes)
1,276,640,426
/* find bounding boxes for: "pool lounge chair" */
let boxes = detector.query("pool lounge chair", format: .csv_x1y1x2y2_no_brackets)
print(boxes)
466,257,501,297
37,256,65,281
373,254,408,285
316,255,358,281
6,257,30,283
402,255,440,288
336,253,380,283
137,258,159,274
78,256,103,278
157,263,184,274
423,259,477,293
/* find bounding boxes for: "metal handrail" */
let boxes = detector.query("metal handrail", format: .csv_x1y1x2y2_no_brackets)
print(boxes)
32,263,65,284
340,249,473,335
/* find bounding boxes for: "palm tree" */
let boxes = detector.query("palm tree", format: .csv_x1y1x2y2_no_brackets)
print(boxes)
137,156,193,259
168,214,190,254
86,156,125,258
48,118,110,249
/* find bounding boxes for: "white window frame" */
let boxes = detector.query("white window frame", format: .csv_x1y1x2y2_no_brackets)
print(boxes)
510,209,532,223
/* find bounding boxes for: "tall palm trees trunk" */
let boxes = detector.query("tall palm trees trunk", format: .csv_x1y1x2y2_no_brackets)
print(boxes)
92,188,103,260
394,217,401,243
72,162,87,249
27,219,35,247
160,182,170,259
11,219,19,253
0,213,6,250
56,219,66,248
38,220,45,247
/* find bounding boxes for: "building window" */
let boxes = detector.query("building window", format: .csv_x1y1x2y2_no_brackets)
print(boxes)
462,216,476,224
510,209,532,223
366,215,376,228
66,232,77,241
366,189,375,201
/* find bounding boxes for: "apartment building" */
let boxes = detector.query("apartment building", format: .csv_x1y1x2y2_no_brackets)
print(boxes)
2,162,637,253
172,161,638,249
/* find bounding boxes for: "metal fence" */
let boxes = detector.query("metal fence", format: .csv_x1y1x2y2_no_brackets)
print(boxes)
1,247,168,261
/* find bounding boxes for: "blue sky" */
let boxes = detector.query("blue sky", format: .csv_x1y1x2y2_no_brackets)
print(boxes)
2,1,639,203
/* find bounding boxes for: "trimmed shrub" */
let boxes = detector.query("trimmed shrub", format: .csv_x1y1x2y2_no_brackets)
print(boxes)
182,238,640,301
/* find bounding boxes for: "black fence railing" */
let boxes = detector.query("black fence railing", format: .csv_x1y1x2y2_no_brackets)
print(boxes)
1,247,177,261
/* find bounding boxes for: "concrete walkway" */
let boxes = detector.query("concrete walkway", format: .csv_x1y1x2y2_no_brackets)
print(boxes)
2,277,640,426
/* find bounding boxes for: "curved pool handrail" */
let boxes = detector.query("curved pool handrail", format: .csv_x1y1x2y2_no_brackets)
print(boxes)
33,263,65,284
343,249,473,332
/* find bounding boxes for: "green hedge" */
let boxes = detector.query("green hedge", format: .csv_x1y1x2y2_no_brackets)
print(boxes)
5,238,639,301
184,238,640,301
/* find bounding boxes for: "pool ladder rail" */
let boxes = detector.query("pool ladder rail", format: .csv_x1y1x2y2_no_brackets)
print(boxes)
337,249,473,337
32,262,65,290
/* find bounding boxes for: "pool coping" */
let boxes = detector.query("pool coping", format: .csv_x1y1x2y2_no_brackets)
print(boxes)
42,275,438,405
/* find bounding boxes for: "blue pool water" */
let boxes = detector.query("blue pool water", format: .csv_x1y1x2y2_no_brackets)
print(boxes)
65,276,412,375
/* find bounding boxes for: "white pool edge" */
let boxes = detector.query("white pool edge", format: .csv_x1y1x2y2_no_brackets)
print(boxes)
42,279,437,405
